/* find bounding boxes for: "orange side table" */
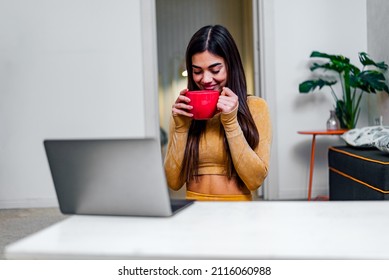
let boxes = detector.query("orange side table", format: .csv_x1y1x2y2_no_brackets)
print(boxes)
298,129,348,201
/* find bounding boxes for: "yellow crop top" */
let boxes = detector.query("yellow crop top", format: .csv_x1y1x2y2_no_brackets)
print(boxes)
163,96,272,191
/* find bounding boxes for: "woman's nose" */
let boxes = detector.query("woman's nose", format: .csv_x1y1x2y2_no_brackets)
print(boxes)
202,71,213,83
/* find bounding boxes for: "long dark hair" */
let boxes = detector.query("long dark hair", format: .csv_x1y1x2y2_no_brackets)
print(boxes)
181,25,259,186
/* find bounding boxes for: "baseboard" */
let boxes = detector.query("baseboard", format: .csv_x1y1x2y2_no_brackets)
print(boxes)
278,186,329,201
0,198,58,209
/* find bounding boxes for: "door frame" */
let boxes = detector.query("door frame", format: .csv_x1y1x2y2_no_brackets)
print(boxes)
253,0,279,200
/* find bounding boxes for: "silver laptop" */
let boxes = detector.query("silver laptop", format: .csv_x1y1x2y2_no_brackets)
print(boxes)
44,138,194,217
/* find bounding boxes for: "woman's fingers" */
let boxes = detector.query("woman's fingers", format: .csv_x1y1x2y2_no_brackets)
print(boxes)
172,89,193,117
217,87,239,113
172,103,193,117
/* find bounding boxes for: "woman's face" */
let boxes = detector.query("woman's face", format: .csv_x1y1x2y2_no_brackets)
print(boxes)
191,50,227,92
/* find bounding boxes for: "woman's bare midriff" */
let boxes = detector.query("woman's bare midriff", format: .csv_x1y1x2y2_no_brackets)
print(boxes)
187,174,251,195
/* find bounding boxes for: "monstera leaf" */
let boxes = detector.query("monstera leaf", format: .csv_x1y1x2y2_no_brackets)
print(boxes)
359,52,388,70
299,79,337,93
351,71,389,93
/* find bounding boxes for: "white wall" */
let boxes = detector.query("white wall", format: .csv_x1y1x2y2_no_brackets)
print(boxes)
260,0,367,199
0,0,158,208
367,0,389,125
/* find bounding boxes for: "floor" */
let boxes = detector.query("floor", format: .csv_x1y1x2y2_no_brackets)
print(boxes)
0,207,66,260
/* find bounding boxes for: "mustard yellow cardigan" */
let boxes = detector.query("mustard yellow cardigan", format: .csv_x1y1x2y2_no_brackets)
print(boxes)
164,96,272,191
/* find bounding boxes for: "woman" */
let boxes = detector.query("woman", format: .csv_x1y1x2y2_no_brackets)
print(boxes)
164,25,271,201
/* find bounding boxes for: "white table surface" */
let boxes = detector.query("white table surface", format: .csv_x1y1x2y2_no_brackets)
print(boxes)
5,201,389,259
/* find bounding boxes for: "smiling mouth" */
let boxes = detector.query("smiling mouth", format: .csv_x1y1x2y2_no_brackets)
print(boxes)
203,85,218,90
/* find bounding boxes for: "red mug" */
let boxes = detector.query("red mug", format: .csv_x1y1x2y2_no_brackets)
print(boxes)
186,90,220,120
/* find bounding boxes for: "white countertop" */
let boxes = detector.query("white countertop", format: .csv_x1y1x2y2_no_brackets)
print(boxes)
5,201,389,259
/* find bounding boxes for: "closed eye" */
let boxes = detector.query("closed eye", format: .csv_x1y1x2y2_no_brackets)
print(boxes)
192,62,223,73
209,63,222,74
192,66,202,75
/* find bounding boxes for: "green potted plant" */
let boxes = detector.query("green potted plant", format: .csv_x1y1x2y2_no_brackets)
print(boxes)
299,51,389,129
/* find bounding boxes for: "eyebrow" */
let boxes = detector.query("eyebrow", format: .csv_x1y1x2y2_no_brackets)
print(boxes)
192,62,222,69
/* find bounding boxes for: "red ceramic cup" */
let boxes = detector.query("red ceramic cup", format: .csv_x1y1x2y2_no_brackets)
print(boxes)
186,90,220,120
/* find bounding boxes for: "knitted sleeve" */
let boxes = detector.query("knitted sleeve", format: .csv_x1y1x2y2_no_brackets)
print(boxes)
163,115,191,190
220,96,272,191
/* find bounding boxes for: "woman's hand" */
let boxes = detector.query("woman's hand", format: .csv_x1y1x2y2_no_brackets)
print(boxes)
172,89,193,118
217,87,239,114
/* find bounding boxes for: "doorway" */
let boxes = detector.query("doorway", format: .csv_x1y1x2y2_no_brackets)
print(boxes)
156,0,256,134
155,0,260,198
